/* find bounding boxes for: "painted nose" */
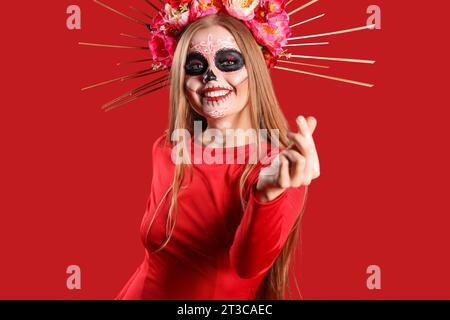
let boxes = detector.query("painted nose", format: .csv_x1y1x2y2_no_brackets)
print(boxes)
203,69,217,83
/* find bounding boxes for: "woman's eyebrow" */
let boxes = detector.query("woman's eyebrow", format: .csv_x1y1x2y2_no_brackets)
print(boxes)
215,48,242,58
186,50,208,60
216,47,241,53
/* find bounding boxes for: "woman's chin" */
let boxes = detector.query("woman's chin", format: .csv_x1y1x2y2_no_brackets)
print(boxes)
202,101,232,119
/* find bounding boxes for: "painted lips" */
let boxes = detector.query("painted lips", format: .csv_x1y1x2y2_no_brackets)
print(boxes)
201,87,233,102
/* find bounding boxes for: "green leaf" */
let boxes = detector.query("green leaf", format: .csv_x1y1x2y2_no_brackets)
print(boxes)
180,4,189,13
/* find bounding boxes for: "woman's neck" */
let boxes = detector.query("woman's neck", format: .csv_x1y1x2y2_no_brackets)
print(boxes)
198,105,254,148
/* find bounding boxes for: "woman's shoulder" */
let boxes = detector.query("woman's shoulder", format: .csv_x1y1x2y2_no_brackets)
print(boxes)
150,131,172,162
152,130,171,152
150,131,175,172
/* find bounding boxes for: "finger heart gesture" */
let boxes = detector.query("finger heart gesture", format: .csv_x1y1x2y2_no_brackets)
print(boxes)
256,115,320,202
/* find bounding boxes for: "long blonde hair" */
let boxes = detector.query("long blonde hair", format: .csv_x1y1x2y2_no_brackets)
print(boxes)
144,12,309,300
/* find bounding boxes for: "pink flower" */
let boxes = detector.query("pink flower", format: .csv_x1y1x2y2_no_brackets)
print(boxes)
189,0,223,20
223,0,259,21
148,31,178,67
245,9,291,57
163,3,191,32
152,14,166,32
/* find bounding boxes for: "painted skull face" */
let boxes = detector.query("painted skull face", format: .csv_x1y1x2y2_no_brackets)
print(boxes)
184,25,249,119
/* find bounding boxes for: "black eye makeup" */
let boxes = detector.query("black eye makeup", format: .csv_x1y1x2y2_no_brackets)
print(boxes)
215,49,245,72
185,51,208,76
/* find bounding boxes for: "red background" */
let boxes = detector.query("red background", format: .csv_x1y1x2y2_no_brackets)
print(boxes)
0,0,448,299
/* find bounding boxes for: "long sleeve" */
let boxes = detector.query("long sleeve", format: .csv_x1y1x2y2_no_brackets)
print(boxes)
117,134,309,299
229,182,307,279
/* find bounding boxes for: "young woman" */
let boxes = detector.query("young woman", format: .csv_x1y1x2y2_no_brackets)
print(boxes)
115,11,320,300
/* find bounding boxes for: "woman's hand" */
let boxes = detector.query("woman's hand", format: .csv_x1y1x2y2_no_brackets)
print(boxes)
255,115,320,202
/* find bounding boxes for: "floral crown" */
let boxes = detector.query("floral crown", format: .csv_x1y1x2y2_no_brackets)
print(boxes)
147,0,291,69
80,0,377,111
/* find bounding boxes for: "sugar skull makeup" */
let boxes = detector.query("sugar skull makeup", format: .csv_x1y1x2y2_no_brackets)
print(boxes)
185,48,245,75
184,25,249,119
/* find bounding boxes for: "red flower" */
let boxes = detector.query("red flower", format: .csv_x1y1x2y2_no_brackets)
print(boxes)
261,46,277,68
148,31,178,67
253,0,284,22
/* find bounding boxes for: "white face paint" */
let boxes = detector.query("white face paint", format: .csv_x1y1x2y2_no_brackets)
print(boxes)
184,25,249,119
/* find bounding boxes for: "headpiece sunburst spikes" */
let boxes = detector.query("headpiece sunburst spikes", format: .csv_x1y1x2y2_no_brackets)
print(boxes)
78,42,148,50
103,82,172,112
287,24,376,41
289,13,325,29
101,74,171,110
81,68,167,91
93,0,149,27
274,66,374,88
287,54,375,64
143,0,162,12
287,0,319,15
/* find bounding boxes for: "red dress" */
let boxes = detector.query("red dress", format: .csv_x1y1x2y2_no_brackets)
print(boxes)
115,133,306,299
